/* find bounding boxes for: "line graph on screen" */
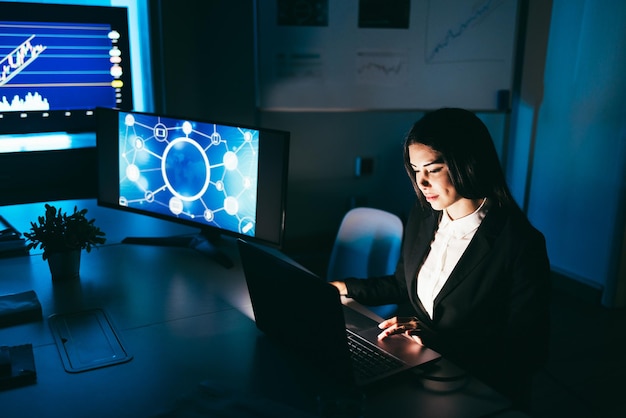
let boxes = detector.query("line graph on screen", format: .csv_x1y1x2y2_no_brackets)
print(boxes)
0,21,123,112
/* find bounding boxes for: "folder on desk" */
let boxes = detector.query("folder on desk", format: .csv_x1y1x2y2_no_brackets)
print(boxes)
0,290,43,328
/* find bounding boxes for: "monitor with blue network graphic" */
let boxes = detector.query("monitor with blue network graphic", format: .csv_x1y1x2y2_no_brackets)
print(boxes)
0,2,133,134
97,108,290,262
118,111,260,237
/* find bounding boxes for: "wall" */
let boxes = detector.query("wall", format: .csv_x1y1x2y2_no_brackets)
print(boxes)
256,0,519,111
151,0,626,306
150,0,510,248
149,0,257,124
511,0,626,307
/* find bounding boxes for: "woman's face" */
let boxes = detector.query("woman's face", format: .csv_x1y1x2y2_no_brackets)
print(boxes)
408,143,475,219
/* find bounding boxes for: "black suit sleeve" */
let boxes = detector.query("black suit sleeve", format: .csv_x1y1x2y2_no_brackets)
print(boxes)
343,202,432,308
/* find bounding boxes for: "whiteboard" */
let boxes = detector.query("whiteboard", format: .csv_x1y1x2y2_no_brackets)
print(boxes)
257,0,520,111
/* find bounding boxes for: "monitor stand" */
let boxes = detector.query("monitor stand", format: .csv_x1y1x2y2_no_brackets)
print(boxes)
121,232,234,269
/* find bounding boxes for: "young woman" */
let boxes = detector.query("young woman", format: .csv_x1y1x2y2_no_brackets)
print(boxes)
331,108,550,410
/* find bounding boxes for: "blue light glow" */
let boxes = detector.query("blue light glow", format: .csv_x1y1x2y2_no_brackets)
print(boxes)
118,111,260,237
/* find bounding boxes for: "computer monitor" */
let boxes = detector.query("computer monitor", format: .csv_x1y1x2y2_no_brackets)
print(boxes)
0,2,133,135
96,108,290,268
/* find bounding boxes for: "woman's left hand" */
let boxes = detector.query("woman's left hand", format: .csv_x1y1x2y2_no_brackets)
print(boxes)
377,316,423,344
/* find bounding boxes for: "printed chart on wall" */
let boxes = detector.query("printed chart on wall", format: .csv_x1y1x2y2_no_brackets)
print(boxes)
257,0,520,111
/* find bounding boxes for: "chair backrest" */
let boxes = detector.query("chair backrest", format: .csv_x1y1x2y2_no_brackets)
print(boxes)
326,207,403,281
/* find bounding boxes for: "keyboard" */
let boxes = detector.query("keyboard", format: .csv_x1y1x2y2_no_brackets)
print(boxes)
346,330,404,381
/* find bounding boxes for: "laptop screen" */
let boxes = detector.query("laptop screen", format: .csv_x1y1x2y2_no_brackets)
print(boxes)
237,239,356,386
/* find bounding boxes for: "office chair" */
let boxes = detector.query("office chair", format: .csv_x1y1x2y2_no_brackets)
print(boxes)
327,207,403,319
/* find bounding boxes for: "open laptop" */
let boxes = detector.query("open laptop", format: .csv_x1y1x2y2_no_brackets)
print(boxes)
237,239,440,387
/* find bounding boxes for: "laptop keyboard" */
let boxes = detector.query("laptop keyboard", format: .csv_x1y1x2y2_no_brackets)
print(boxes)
346,330,404,381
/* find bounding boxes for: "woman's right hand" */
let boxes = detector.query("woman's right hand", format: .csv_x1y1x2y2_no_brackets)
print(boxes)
377,316,423,345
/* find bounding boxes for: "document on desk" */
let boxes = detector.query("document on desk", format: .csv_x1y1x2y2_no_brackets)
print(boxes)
49,309,133,373
0,290,43,328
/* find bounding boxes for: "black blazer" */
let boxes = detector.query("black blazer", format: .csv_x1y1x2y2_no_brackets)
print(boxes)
344,202,551,403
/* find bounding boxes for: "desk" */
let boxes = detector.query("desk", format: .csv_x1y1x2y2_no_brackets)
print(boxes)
0,200,514,418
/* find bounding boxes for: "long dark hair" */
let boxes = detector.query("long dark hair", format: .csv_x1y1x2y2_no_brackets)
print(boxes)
403,108,515,209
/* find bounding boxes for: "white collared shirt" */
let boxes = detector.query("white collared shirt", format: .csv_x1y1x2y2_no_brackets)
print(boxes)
417,199,489,319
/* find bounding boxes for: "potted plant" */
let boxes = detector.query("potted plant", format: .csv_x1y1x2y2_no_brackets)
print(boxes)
24,204,106,281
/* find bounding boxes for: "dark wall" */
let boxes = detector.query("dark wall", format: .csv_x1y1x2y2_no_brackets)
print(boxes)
146,1,510,251
146,0,415,249
149,0,257,125
0,148,97,206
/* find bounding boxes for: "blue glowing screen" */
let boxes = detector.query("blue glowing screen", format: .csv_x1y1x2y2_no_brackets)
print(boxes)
118,111,260,238
0,20,129,112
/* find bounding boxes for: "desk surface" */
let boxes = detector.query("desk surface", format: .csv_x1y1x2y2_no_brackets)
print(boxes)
0,200,513,418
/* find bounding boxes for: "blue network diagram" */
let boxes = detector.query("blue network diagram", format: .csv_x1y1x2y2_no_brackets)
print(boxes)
118,112,260,237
